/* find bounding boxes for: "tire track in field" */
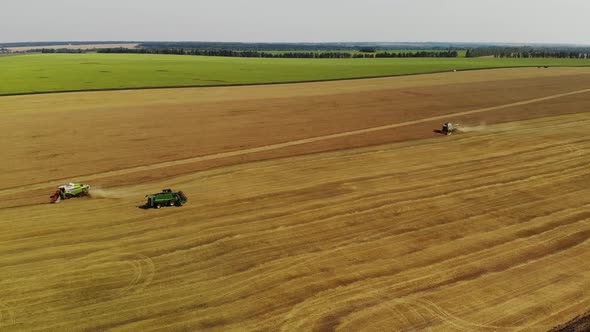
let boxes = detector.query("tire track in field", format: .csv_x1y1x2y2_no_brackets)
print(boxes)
2,87,590,195
113,254,156,298
279,222,590,332
54,253,156,306
377,298,507,331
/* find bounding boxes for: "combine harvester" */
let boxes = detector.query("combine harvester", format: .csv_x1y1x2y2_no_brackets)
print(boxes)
441,122,460,136
50,183,91,204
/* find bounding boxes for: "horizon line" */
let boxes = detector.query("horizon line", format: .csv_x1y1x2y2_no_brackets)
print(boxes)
2,40,590,47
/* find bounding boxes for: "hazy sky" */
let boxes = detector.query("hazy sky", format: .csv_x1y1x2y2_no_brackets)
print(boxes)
1,0,589,44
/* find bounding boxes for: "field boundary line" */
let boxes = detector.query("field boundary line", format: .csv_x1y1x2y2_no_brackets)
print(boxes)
1,87,590,194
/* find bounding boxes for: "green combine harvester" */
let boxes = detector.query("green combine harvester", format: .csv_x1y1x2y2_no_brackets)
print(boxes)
145,189,188,209
50,183,91,203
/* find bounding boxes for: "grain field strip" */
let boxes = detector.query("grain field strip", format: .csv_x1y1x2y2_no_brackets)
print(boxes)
2,87,589,195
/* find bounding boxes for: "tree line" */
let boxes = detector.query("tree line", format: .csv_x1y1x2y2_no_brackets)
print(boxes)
139,42,361,52
376,50,458,58
0,41,132,48
466,47,590,59
36,48,85,54
96,47,458,58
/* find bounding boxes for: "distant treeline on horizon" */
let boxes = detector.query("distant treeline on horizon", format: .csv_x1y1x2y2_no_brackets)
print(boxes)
2,41,590,59
95,48,459,58
466,47,590,59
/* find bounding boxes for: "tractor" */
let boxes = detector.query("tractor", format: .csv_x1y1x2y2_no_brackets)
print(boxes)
145,189,187,209
50,183,91,203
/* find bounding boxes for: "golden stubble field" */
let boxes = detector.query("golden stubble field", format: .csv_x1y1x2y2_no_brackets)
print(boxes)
0,68,589,330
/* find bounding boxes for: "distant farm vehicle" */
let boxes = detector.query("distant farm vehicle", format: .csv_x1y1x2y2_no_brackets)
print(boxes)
50,183,91,204
442,122,459,135
435,123,460,136
145,189,187,209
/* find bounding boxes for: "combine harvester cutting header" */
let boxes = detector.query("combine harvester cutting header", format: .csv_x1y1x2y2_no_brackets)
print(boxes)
50,183,90,204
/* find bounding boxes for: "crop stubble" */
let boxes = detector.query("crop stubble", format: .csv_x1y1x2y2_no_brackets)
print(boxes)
0,68,589,330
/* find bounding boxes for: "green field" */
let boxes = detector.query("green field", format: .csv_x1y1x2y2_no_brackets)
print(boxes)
1,53,589,95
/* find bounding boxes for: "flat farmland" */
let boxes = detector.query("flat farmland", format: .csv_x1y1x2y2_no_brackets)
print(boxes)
2,53,590,95
0,68,589,330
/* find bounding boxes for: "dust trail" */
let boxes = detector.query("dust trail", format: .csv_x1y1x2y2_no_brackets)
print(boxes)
459,122,488,133
89,188,138,199
460,122,528,134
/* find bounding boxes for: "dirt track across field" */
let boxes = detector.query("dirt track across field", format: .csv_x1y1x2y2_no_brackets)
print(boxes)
0,68,589,330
